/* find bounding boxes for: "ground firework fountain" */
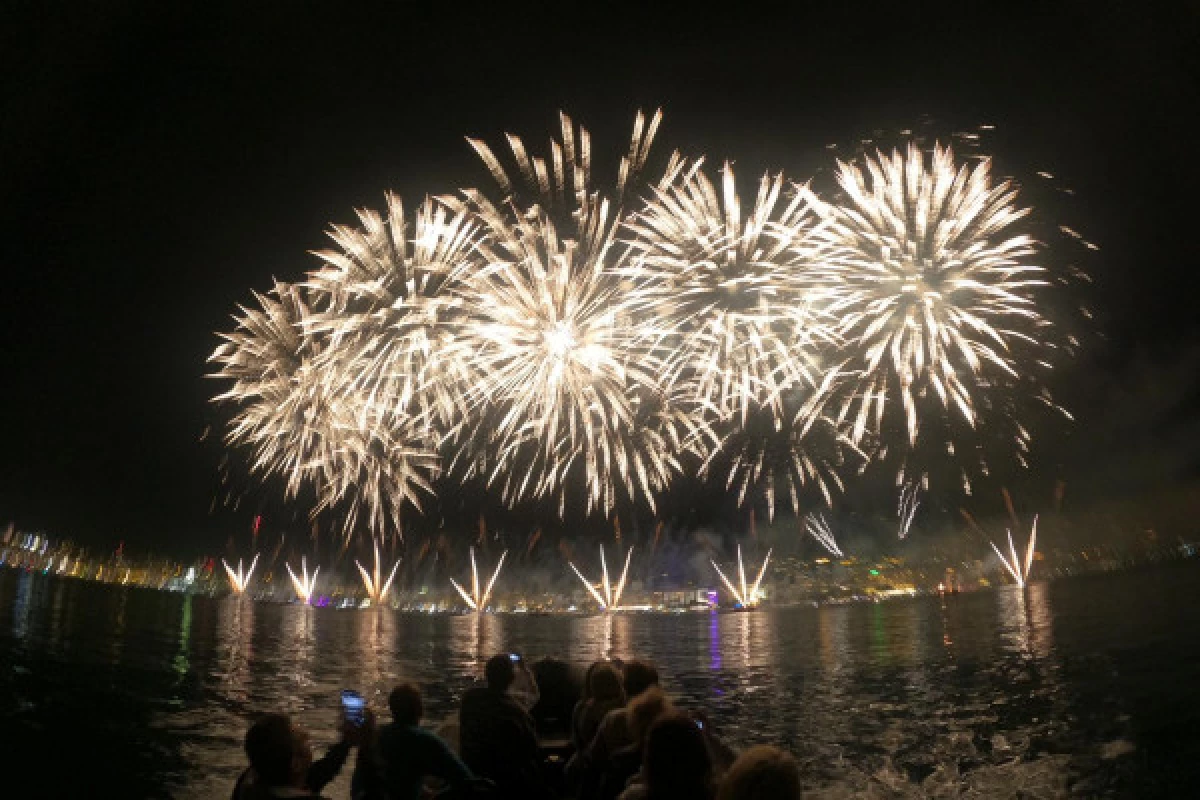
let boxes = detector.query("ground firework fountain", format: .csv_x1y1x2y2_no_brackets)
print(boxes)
286,556,319,604
710,545,772,608
356,539,401,605
449,548,507,611
222,554,259,593
568,545,634,611
991,515,1038,588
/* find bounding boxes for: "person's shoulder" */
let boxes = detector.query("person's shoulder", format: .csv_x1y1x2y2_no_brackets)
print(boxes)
600,706,626,728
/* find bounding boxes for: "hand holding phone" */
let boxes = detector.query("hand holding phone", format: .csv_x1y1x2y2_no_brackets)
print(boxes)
340,689,366,728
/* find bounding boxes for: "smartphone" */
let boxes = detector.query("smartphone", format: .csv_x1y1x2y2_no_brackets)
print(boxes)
508,653,520,663
694,718,705,730
340,689,365,727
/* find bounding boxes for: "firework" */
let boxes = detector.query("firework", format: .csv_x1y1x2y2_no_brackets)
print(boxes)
209,282,439,539
355,538,401,604
444,111,695,515
709,544,771,607
449,547,507,611
990,514,1037,588
804,513,844,558
286,556,320,604
568,545,635,611
222,554,259,593
812,143,1052,462
208,114,1071,536
305,193,480,429
621,162,833,423
897,480,922,539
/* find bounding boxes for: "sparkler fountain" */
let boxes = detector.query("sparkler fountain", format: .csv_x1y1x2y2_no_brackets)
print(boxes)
356,539,401,605
568,545,634,611
222,554,259,593
710,545,772,609
990,515,1038,588
286,556,320,604
449,548,507,612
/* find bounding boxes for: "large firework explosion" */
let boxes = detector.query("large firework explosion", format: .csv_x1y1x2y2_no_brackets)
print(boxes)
210,112,1072,541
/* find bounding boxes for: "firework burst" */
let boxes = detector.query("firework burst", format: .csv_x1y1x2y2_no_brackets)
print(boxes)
622,163,833,422
444,111,694,515
812,144,1052,461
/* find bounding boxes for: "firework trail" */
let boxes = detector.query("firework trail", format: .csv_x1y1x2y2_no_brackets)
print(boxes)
286,556,320,604
356,538,401,604
222,554,259,593
709,544,771,607
449,547,507,611
568,545,635,610
812,143,1054,466
804,513,844,558
897,480,922,539
990,515,1038,588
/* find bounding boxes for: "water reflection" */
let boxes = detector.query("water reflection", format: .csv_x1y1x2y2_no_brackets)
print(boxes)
12,569,33,641
214,595,255,707
280,604,317,700
354,609,396,702
1,567,1192,800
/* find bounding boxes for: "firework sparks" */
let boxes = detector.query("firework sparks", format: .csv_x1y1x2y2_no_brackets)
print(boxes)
444,111,694,515
355,538,401,604
209,282,438,539
222,554,259,593
990,514,1038,588
804,513,844,558
209,115,1072,534
449,548,507,611
568,545,635,611
621,162,833,423
813,143,1052,456
710,545,772,607
286,556,320,604
897,480,922,539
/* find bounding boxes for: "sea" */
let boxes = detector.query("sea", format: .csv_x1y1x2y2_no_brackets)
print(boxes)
2,562,1198,798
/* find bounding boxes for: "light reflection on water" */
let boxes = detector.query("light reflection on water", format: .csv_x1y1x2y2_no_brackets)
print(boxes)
2,565,1200,797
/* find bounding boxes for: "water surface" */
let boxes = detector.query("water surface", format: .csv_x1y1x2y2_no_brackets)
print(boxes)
2,563,1198,797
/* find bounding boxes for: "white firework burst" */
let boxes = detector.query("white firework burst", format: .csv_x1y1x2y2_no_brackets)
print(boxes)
812,143,1050,452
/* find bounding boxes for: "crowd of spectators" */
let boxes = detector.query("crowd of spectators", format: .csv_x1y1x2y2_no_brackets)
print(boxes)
232,654,801,800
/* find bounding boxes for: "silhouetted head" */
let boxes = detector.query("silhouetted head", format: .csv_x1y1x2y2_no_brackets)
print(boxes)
244,713,312,789
388,683,423,727
588,661,625,706
643,712,713,800
485,653,516,692
621,659,659,699
627,687,672,747
717,745,802,800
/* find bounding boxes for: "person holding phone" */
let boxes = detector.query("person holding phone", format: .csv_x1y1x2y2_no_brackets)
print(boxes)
459,653,545,797
232,708,365,800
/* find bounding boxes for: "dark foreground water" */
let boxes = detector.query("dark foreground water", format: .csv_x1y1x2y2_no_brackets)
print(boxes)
2,564,1199,798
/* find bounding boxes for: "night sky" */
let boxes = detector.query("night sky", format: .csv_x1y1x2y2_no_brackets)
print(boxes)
2,2,1197,557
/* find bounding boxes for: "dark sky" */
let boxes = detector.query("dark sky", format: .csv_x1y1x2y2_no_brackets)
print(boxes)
1,1,1197,557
